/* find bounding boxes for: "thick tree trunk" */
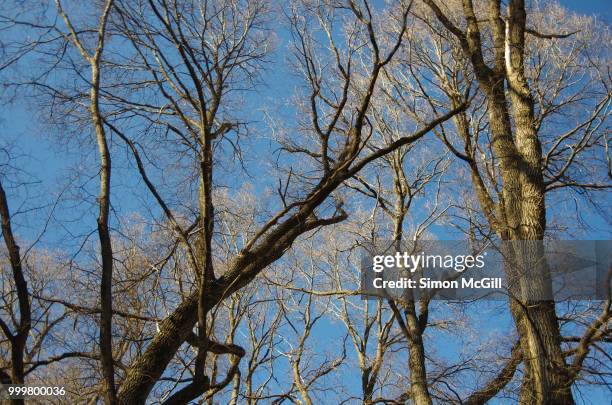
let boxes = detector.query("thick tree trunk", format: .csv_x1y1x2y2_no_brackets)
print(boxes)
486,83,572,405
505,2,572,402
423,0,575,399
117,181,346,403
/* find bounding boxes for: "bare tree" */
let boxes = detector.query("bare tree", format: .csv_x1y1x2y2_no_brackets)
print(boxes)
100,1,462,403
412,1,611,403
2,1,608,404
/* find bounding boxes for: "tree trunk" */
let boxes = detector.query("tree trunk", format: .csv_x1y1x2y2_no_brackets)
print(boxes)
391,181,433,405
0,180,31,405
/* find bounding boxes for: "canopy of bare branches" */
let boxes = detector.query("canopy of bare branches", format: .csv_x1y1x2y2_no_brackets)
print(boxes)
0,0,609,404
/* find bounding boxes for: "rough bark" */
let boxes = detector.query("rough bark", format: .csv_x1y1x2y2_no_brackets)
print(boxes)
423,0,574,402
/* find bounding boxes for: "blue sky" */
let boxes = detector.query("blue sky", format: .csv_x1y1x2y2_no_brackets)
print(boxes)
4,0,611,244
562,0,611,20
0,0,610,402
